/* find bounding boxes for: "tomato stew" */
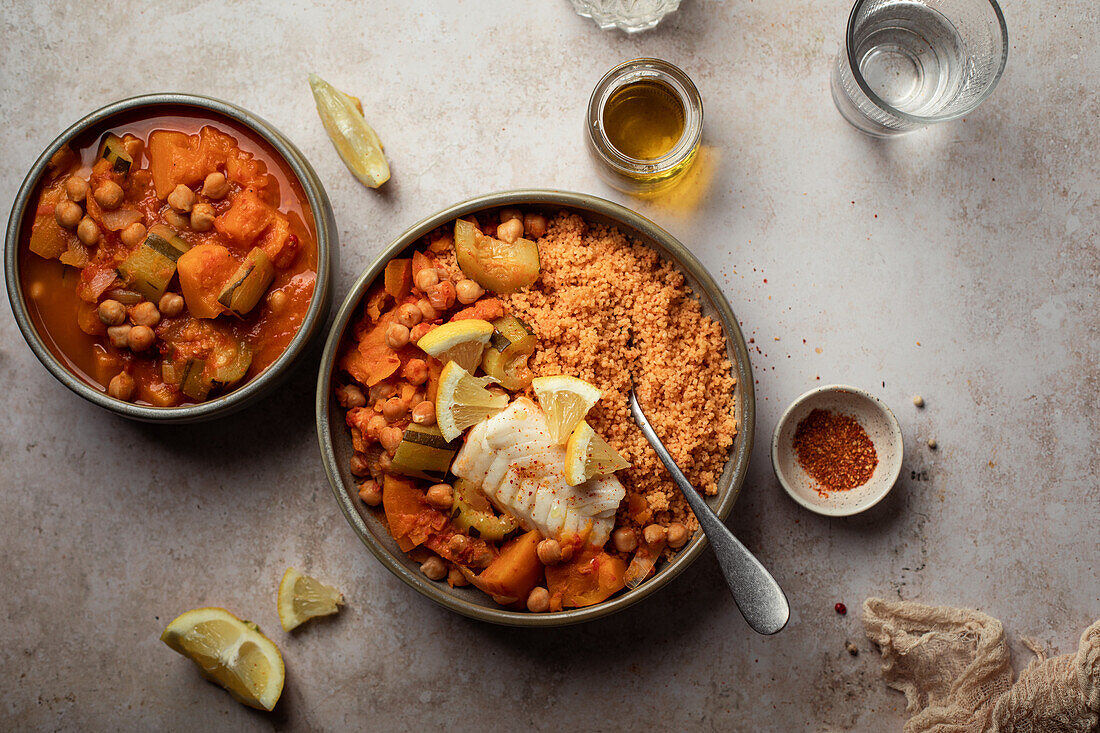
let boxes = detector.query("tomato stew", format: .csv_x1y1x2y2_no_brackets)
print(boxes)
18,111,317,406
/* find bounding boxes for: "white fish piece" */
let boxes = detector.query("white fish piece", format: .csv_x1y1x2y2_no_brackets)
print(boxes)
452,397,625,547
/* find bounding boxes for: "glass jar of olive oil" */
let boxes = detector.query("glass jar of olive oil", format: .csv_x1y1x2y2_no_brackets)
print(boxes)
586,58,703,195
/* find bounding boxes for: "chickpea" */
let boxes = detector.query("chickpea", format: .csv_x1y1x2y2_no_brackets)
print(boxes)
266,289,288,313
411,400,436,425
366,413,388,440
524,213,548,239
65,175,88,202
93,180,124,210
167,184,195,213
369,382,397,402
164,210,188,230
120,222,147,247
28,281,45,300
536,538,563,566
350,452,371,477
76,216,100,246
158,292,185,318
455,279,484,305
643,524,668,546
667,522,690,549
448,534,469,553
410,322,434,343
403,358,428,386
416,298,438,322
414,267,439,292
54,200,82,229
97,299,127,326
496,217,523,244
382,396,406,422
611,527,638,553
499,207,522,223
201,171,229,199
357,479,383,507
447,567,469,587
128,324,155,352
385,322,410,349
106,324,132,349
338,384,366,409
378,453,393,473
426,483,454,511
420,556,447,581
427,280,456,312
526,587,551,613
379,426,404,455
396,303,422,328
107,372,134,401
190,202,216,232
130,301,161,327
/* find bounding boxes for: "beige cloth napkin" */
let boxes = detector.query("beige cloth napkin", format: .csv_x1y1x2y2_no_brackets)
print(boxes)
861,598,1100,732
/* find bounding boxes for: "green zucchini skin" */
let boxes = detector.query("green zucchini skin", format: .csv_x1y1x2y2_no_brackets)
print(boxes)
217,247,274,317
391,424,461,482
116,225,190,301
98,133,133,175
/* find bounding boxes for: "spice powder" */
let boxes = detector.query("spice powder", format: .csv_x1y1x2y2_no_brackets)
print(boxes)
792,408,878,495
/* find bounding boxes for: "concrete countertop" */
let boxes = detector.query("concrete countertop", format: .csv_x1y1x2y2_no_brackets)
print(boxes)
1,1,1096,730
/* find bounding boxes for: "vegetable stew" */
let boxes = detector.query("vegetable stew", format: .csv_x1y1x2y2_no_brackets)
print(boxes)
18,112,317,406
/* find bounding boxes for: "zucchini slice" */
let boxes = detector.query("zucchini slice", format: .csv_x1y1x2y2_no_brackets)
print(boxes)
98,133,133,176
116,225,190,301
217,247,275,317
390,424,461,483
209,338,252,387
481,315,537,391
179,358,212,401
450,479,520,541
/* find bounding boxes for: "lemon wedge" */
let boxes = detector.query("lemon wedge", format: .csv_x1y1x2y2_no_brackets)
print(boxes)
308,73,390,188
532,375,602,444
416,319,494,373
277,568,344,632
161,607,285,711
436,361,509,441
564,420,631,486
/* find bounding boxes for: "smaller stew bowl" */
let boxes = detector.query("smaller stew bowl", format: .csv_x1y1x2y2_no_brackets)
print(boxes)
316,190,756,627
5,94,336,423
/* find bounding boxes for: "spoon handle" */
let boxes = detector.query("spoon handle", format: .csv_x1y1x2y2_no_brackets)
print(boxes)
629,392,790,635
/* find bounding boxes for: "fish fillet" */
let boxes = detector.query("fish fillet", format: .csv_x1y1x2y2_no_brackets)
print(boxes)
452,397,625,547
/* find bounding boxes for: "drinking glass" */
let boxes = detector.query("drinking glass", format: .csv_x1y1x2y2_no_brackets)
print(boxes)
830,0,1008,136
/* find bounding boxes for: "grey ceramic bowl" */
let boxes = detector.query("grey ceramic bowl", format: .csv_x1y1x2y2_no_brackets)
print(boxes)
316,190,755,627
5,94,335,423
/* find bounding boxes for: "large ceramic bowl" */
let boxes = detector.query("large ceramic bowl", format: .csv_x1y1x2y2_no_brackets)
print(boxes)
5,94,336,423
316,190,755,626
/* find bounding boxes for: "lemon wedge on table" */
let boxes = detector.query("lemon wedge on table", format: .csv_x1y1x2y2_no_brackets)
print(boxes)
532,375,602,444
564,420,631,486
435,361,509,441
277,568,344,632
308,73,390,188
160,607,284,711
416,319,494,373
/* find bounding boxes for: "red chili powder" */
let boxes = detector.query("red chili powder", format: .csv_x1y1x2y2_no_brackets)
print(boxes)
792,409,878,495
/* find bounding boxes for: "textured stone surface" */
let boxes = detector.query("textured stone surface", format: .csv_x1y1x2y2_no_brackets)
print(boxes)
1,1,1097,730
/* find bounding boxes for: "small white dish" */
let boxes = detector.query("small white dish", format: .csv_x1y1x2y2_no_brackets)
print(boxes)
772,385,903,516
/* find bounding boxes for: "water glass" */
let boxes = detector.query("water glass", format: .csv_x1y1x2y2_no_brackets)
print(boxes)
830,0,1008,136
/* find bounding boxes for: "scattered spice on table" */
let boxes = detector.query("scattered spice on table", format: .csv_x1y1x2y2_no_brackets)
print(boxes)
793,409,878,495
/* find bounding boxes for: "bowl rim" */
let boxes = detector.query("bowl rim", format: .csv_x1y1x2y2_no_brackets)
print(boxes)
770,383,903,517
315,189,756,627
4,93,335,423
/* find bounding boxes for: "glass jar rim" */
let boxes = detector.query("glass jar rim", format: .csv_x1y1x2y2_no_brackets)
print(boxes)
587,58,703,177
843,0,1009,125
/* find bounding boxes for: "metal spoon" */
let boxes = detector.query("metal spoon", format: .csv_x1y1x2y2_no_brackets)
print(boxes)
629,389,790,635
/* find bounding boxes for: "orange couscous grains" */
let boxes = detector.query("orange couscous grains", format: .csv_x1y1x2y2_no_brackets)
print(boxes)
442,212,738,535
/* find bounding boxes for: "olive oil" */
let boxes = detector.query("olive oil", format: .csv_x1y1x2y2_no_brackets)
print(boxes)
603,81,685,160
587,59,703,195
